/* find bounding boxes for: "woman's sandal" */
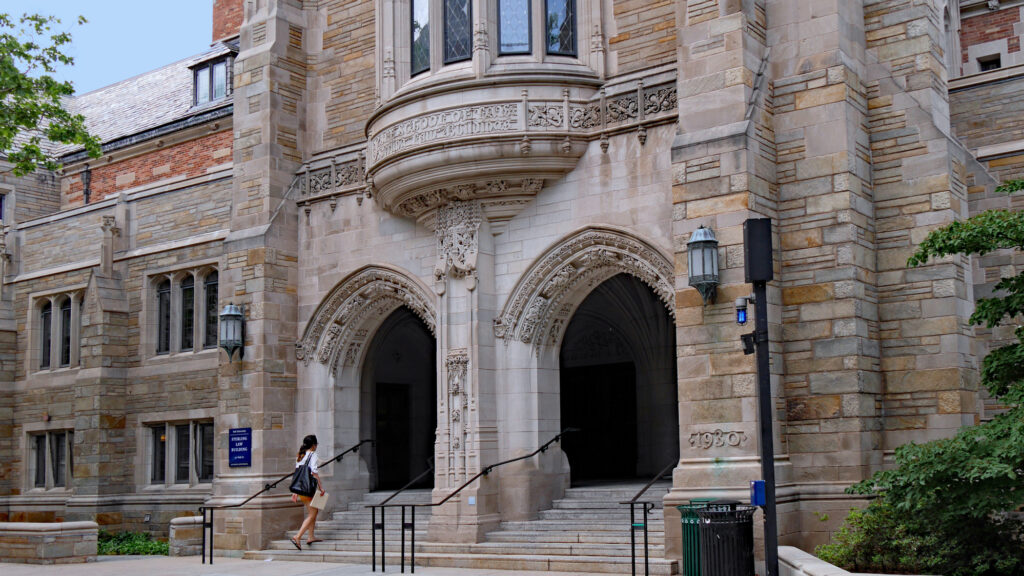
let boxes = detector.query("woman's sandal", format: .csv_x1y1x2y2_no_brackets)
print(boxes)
290,538,302,550
306,539,324,544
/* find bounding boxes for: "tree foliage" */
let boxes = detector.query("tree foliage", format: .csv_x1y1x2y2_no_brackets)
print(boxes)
818,182,1024,576
0,12,100,175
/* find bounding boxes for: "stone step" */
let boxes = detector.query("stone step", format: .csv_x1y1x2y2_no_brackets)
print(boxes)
244,549,678,574
538,509,664,521
486,531,665,545
320,516,433,528
551,499,666,510
499,520,665,532
285,528,430,540
268,539,666,558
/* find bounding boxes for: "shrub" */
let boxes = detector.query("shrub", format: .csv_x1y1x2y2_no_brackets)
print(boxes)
97,531,169,556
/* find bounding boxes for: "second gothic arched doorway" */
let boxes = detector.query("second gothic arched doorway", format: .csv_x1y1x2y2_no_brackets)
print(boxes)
559,273,678,485
360,307,437,490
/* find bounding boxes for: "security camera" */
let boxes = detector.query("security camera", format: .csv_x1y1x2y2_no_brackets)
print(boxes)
735,297,748,326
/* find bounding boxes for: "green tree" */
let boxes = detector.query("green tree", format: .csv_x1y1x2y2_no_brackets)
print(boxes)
1,12,100,176
818,182,1024,576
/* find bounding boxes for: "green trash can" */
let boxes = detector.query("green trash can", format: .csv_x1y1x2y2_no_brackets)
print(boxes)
677,498,714,576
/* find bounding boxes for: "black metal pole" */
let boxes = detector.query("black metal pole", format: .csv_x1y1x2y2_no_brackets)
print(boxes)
401,506,406,574
754,278,778,576
630,503,636,576
410,506,416,574
643,503,649,576
209,508,215,565
372,506,377,572
382,507,386,573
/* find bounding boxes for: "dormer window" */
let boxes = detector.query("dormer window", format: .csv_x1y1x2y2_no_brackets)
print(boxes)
193,57,231,106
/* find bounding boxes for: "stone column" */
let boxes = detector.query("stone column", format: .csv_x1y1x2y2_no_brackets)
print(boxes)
668,0,790,560
209,0,306,552
864,0,978,450
66,216,130,527
428,201,501,542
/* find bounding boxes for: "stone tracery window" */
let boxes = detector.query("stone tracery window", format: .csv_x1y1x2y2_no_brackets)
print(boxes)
35,292,82,372
150,267,219,358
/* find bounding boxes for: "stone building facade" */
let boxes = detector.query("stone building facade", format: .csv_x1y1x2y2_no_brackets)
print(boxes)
0,0,1021,568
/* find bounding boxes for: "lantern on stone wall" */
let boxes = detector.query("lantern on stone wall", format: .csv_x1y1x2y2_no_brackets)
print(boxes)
218,303,245,360
687,225,719,305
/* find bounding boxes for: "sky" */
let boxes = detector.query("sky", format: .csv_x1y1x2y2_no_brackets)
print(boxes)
3,0,213,95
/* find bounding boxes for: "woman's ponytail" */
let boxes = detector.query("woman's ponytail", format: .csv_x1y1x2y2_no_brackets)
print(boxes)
296,434,318,462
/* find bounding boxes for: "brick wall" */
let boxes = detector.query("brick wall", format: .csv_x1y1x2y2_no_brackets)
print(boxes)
610,0,677,74
960,8,1022,63
213,0,244,42
62,130,232,208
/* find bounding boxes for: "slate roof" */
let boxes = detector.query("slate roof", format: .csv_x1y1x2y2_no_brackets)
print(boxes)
18,43,236,159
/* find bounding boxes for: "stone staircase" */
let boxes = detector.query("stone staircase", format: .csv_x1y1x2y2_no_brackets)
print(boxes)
245,482,678,574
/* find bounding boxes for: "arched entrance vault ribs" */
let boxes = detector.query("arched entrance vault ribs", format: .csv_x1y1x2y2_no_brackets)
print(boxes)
494,226,676,351
296,265,437,376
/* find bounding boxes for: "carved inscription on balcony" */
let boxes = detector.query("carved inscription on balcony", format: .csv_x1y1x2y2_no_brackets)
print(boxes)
370,103,520,164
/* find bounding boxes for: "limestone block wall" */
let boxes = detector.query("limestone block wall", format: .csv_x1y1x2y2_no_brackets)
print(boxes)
0,521,97,564
19,210,108,274
0,169,60,223
131,177,233,248
607,0,677,74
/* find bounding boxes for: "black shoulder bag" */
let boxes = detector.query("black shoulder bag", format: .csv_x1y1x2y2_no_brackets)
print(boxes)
289,452,318,497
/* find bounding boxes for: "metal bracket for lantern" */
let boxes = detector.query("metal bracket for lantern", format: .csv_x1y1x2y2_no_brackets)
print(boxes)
687,225,720,305
219,303,245,360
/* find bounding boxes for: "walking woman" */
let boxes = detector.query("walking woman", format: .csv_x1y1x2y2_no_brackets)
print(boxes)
290,434,325,549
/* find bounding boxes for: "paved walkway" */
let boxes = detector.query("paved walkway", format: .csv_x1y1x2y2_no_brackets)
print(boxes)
1,555,610,576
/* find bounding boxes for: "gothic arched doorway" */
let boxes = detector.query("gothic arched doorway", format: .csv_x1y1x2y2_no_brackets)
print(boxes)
559,273,678,485
360,307,437,490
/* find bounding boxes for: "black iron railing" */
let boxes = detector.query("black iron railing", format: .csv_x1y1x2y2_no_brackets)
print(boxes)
370,428,578,573
369,462,434,573
198,438,373,564
620,460,676,576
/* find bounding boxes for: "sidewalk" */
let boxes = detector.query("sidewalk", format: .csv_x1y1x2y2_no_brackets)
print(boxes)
0,555,610,576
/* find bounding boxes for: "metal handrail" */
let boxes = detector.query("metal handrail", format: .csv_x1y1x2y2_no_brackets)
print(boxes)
376,460,435,507
198,438,373,564
368,461,434,573
371,427,579,573
621,459,677,576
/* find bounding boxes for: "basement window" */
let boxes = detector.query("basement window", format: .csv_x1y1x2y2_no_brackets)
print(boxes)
978,54,1001,72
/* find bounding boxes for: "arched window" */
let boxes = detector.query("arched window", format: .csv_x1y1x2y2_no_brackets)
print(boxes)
40,302,52,369
157,279,171,355
181,276,195,351
204,271,219,349
546,0,576,56
59,298,72,367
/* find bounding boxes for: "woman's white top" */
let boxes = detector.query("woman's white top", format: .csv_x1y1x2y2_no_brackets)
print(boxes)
296,451,319,474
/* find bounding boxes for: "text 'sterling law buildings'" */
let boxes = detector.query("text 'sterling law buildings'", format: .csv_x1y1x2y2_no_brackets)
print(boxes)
1,0,1021,569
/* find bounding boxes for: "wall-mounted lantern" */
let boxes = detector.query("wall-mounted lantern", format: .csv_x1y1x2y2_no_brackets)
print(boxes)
218,303,245,360
687,225,719,305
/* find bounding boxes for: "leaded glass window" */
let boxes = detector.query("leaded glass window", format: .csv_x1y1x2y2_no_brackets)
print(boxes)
204,272,219,349
181,276,194,351
444,0,472,63
40,302,51,369
545,0,576,56
59,298,71,367
499,0,531,54
411,0,430,75
157,280,171,355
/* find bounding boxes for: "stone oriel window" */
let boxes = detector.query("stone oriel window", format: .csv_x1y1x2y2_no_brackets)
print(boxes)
545,0,576,56
148,420,214,486
29,430,73,490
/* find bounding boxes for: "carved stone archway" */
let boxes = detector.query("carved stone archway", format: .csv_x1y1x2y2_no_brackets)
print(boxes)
296,265,437,376
493,226,675,348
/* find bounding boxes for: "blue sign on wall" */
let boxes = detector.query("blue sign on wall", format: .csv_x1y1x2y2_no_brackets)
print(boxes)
229,427,252,468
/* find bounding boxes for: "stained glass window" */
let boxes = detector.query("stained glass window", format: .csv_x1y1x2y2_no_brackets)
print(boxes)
545,0,576,56
157,280,171,354
499,0,531,54
181,276,194,351
444,0,472,63
59,298,71,367
411,0,430,75
204,272,219,349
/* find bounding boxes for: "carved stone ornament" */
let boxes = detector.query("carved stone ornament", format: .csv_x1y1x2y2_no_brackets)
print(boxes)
434,201,483,280
495,227,675,346
689,429,747,449
297,266,437,371
446,348,470,466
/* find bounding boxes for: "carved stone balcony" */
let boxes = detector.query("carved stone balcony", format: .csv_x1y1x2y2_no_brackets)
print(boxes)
364,68,678,225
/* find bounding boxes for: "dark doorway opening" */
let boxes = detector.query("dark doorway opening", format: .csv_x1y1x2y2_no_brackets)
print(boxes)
363,307,436,491
559,274,678,486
